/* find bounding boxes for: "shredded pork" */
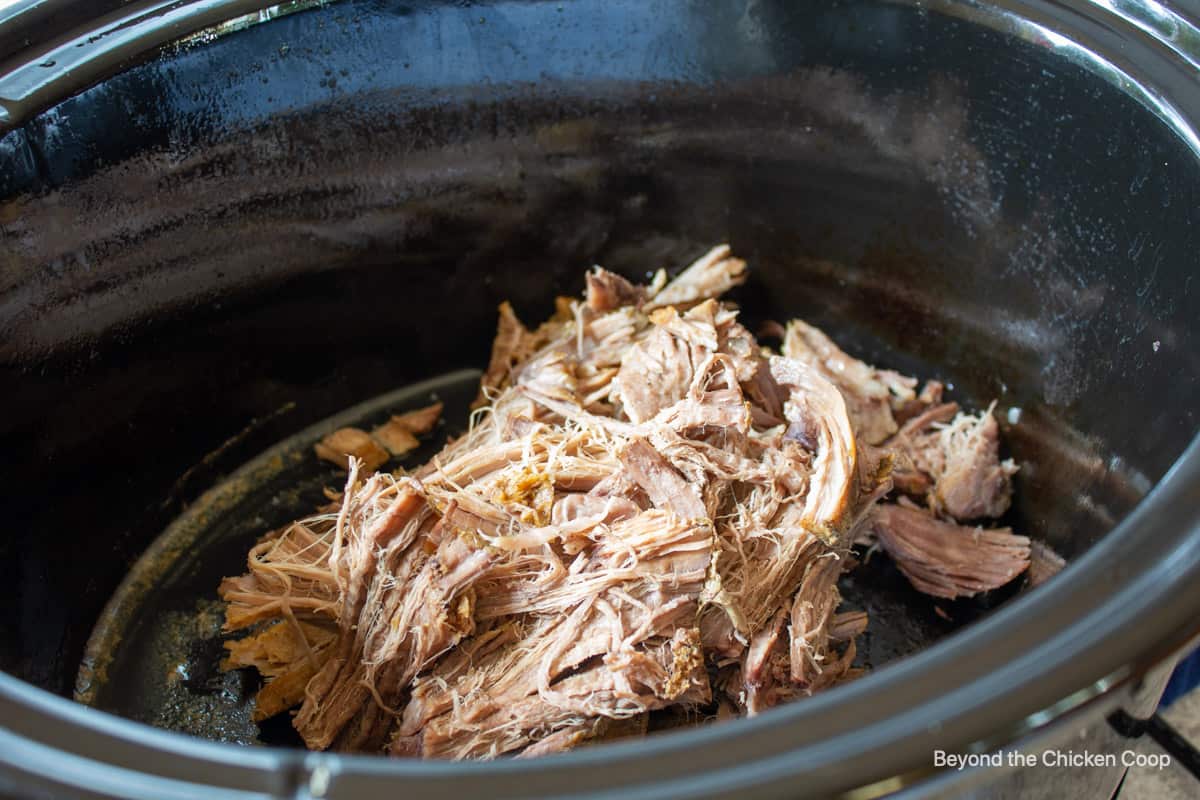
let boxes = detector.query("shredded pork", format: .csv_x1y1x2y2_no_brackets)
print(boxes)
219,244,1043,758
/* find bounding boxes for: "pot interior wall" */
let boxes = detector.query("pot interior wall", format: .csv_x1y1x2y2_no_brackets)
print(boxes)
0,0,1196,705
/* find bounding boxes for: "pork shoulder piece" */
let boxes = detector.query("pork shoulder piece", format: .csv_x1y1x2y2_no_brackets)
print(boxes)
692,356,859,653
644,244,748,311
610,302,719,423
314,428,390,472
371,401,443,456
887,401,960,497
370,423,419,457
769,355,858,538
828,610,869,643
893,379,946,425
885,402,1018,521
393,624,519,741
648,357,754,448
286,482,431,749
220,520,339,631
933,407,1019,520
222,620,337,722
781,319,917,445
474,509,713,632
222,619,336,678
869,501,1031,600
515,346,579,406
788,553,844,685
395,626,709,760
619,437,707,521
251,653,330,723
473,300,575,409
335,473,428,629
396,510,712,758
283,469,490,752
474,301,532,409
611,324,693,422
586,267,645,312
737,551,860,715
294,523,489,751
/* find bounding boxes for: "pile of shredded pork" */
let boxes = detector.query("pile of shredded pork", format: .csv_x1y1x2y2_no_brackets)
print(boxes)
218,245,1043,759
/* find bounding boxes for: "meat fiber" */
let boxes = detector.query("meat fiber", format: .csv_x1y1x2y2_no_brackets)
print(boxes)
218,243,1041,760
371,401,443,456
932,407,1019,520
586,267,645,312
222,620,336,722
885,401,1018,520
781,319,916,445
316,402,443,470
868,500,1031,599
314,428,389,472
644,244,747,311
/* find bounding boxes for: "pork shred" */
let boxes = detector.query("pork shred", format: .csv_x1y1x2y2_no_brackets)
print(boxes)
867,500,1031,599
219,244,1041,759
316,402,443,470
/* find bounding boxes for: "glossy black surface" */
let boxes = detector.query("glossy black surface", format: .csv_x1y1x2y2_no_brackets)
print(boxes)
0,0,1198,798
